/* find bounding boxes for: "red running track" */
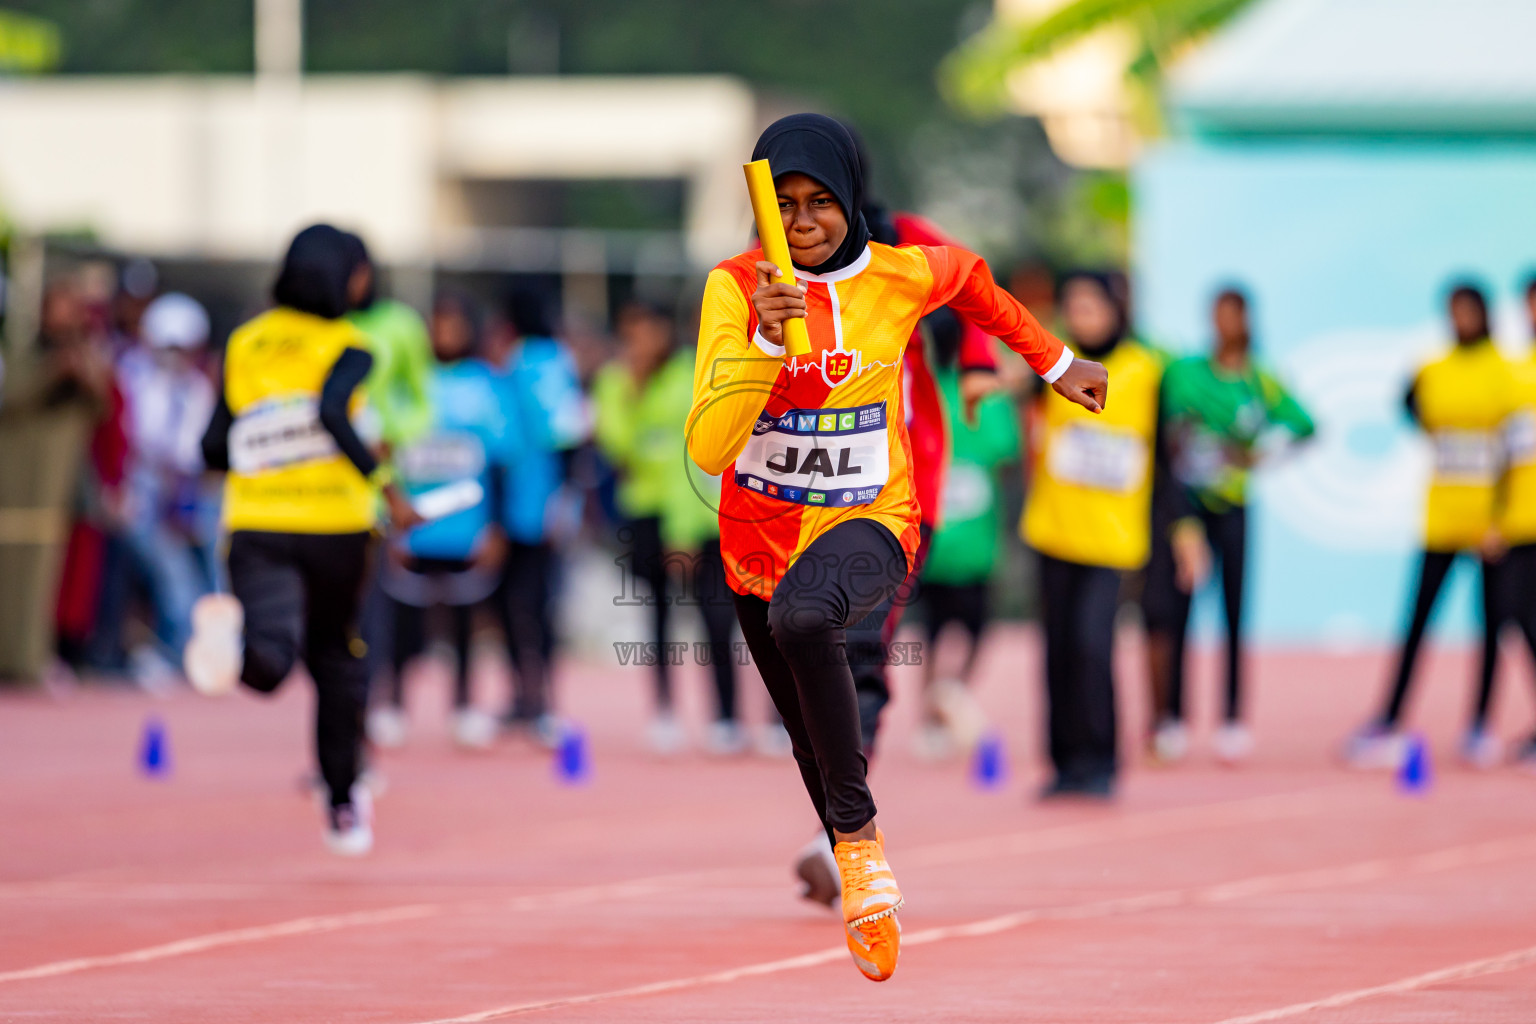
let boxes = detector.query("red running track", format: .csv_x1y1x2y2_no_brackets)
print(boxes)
3,623,1536,1022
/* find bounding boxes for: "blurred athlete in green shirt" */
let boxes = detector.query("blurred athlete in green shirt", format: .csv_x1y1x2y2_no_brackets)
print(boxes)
342,234,433,451
338,233,434,753
915,322,1021,759
1142,288,1314,765
593,301,740,756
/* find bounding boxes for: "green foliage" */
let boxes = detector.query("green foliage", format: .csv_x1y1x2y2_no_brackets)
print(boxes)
939,0,1255,120
0,7,60,72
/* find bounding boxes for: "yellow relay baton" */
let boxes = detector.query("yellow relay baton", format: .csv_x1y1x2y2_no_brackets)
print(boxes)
743,159,812,358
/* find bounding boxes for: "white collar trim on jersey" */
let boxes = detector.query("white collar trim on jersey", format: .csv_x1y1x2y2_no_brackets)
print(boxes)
792,245,872,284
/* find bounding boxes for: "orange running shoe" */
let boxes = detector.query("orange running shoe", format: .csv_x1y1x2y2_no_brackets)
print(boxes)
834,828,902,981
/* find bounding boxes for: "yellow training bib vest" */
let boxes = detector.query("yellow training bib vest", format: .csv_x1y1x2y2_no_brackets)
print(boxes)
1413,340,1512,552
1023,340,1162,570
220,307,378,535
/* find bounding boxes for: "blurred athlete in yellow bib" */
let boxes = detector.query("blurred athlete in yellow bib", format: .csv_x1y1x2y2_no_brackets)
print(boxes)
1348,284,1516,769
686,114,1107,981
186,225,417,855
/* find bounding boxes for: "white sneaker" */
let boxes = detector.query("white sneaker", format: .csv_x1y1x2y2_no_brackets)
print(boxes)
1213,722,1253,765
793,831,840,908
366,706,409,749
1460,728,1502,770
322,783,374,857
646,712,686,756
703,719,747,756
1151,718,1190,764
754,722,793,758
911,720,956,762
927,678,987,754
452,707,498,750
1342,724,1407,771
183,594,243,697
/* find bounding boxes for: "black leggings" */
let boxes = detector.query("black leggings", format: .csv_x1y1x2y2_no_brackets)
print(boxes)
733,518,908,837
628,518,738,722
1382,546,1536,729
228,530,371,808
1039,553,1122,782
391,602,475,710
923,582,991,680
1143,505,1247,722
499,541,558,722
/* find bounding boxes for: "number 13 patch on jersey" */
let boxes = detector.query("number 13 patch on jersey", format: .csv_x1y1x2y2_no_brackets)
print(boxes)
736,402,889,507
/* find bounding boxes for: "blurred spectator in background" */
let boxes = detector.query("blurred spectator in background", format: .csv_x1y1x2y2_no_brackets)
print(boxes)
1143,288,1314,766
490,286,588,740
110,292,218,687
1022,271,1162,798
369,290,510,751
1347,283,1513,770
28,278,128,682
913,313,1021,761
594,300,740,755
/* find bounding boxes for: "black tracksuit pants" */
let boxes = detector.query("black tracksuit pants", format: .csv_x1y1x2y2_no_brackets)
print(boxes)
1382,545,1536,729
733,518,909,838
628,517,739,722
499,541,559,722
228,530,371,808
1142,504,1248,723
1039,553,1122,784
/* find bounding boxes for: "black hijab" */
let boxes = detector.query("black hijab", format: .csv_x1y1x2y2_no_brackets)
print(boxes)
271,223,363,320
751,113,873,275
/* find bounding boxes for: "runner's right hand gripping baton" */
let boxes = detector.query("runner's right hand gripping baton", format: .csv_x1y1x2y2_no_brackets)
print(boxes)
743,159,812,358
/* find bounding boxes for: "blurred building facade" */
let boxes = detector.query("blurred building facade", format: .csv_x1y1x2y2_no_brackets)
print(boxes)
0,74,756,321
1135,0,1536,644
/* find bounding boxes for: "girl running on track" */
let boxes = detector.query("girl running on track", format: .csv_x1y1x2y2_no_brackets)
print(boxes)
687,113,1107,982
185,224,418,856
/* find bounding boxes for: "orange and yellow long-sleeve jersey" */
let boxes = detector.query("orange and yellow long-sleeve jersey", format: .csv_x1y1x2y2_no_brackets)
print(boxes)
688,242,1069,599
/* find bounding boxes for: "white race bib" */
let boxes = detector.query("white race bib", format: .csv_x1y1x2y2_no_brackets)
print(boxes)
229,395,337,474
1432,429,1497,483
735,402,889,508
1506,411,1536,468
398,431,486,486
1047,423,1148,494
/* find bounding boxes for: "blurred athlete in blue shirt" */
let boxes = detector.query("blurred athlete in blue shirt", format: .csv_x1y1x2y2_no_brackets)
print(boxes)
491,286,589,742
370,290,512,750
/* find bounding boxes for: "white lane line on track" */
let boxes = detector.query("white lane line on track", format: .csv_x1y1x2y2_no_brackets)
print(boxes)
0,904,439,985
400,832,1536,1023
0,785,1350,985
1208,944,1536,1024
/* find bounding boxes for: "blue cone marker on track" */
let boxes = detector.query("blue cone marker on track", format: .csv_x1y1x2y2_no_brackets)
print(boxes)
555,723,590,784
1397,733,1431,795
971,731,1007,789
139,716,171,778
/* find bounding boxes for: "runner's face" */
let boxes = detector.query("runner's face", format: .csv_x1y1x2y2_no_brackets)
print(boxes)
1061,279,1118,348
430,307,474,362
1450,294,1485,342
776,173,847,268
1213,297,1248,351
